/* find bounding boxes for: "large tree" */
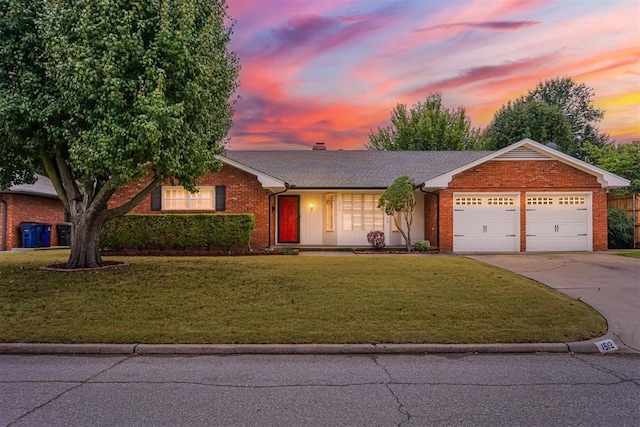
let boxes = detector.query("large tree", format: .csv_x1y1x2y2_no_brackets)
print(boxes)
0,0,239,268
525,76,609,151
484,99,574,153
582,141,640,194
366,93,485,151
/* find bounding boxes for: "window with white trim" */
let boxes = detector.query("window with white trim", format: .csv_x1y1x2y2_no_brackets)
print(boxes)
455,197,482,206
487,197,515,206
163,187,215,210
325,194,335,232
558,196,585,205
342,194,384,231
527,197,553,205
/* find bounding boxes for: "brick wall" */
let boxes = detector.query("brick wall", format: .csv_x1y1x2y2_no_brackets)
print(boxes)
109,164,271,248
437,160,606,252
423,192,439,247
1,194,66,250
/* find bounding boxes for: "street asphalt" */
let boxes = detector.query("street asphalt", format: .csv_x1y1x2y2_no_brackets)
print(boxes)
1,251,637,356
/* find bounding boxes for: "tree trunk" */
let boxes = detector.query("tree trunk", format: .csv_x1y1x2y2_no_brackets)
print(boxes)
66,214,106,269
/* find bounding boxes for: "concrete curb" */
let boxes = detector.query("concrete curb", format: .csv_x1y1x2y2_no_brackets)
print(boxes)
0,342,574,355
2,333,634,356
0,343,137,355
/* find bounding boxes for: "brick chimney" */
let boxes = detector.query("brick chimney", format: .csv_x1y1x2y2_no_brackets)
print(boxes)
312,142,327,150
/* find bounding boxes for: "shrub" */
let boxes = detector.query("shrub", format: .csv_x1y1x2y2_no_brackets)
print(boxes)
607,208,634,249
414,240,431,252
100,214,255,252
367,230,385,250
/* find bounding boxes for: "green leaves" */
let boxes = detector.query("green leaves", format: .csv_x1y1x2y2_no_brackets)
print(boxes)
378,175,417,251
485,99,574,153
1,0,238,189
367,93,485,151
378,175,415,215
1,0,239,267
582,141,640,193
485,76,609,159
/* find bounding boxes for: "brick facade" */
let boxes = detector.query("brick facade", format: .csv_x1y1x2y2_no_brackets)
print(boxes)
109,158,610,253
109,164,272,248
1,194,66,250
434,160,607,252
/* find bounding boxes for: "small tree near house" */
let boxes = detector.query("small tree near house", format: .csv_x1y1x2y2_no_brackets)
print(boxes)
378,175,416,252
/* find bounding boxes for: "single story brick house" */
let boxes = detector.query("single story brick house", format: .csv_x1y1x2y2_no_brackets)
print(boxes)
112,139,629,252
0,175,67,251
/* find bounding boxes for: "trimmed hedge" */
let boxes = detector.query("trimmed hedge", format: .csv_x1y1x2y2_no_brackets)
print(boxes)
100,214,255,252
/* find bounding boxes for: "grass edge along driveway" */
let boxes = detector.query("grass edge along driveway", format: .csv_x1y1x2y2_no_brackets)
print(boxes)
0,250,606,344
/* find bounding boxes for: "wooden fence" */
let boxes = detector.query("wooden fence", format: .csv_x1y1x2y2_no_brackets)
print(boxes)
607,194,639,248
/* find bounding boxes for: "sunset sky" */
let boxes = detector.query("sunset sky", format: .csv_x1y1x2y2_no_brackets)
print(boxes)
226,0,640,150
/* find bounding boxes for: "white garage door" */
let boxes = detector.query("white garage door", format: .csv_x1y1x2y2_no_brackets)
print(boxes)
453,194,519,252
526,194,591,252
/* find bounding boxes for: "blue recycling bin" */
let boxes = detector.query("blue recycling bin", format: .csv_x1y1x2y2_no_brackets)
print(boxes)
19,223,41,248
39,223,52,247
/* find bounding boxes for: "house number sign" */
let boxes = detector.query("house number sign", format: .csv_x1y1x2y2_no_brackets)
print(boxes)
594,339,618,353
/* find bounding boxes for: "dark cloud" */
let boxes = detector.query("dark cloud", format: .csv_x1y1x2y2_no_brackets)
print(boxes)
272,15,339,48
408,54,557,96
417,20,539,32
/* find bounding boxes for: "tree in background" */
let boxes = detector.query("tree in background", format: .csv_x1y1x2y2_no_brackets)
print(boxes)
484,99,574,153
525,77,609,152
378,176,416,252
485,77,609,158
0,0,239,268
366,93,485,151
582,141,640,194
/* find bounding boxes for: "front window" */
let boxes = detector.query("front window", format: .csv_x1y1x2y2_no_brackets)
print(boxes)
163,187,215,210
342,194,384,231
326,194,334,232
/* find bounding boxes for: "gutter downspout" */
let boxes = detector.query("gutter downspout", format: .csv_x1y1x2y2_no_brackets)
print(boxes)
1,196,7,252
268,184,290,247
419,185,439,250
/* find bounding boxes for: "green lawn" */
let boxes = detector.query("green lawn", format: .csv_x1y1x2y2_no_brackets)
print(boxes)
0,250,606,344
616,249,640,259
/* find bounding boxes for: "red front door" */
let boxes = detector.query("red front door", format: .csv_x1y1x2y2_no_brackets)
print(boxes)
278,195,299,243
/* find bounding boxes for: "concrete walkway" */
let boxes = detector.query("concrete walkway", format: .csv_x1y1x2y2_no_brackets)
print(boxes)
470,252,640,353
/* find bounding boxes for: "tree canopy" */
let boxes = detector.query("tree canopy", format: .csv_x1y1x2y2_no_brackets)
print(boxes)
582,141,640,194
0,0,239,268
484,76,609,158
378,175,416,251
484,99,574,153
366,93,485,151
525,76,609,150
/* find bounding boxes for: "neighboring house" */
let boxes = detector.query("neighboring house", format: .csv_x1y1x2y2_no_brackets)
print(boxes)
0,175,67,251
110,139,630,252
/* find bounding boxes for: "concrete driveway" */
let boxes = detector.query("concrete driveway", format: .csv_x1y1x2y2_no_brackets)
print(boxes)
470,252,640,353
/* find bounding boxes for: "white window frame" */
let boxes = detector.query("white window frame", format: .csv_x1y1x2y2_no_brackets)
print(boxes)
325,193,335,232
162,186,216,211
342,193,384,231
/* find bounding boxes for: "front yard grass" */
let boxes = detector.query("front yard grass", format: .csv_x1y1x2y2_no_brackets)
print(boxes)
616,249,640,259
0,250,606,344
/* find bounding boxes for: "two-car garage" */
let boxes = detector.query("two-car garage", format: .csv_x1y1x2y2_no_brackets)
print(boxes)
453,193,592,252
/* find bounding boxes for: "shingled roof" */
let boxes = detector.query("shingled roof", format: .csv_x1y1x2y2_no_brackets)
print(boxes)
224,150,492,188
2,174,59,199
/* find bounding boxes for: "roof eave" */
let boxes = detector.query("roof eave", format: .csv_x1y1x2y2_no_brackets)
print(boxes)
421,139,631,190
220,156,287,190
